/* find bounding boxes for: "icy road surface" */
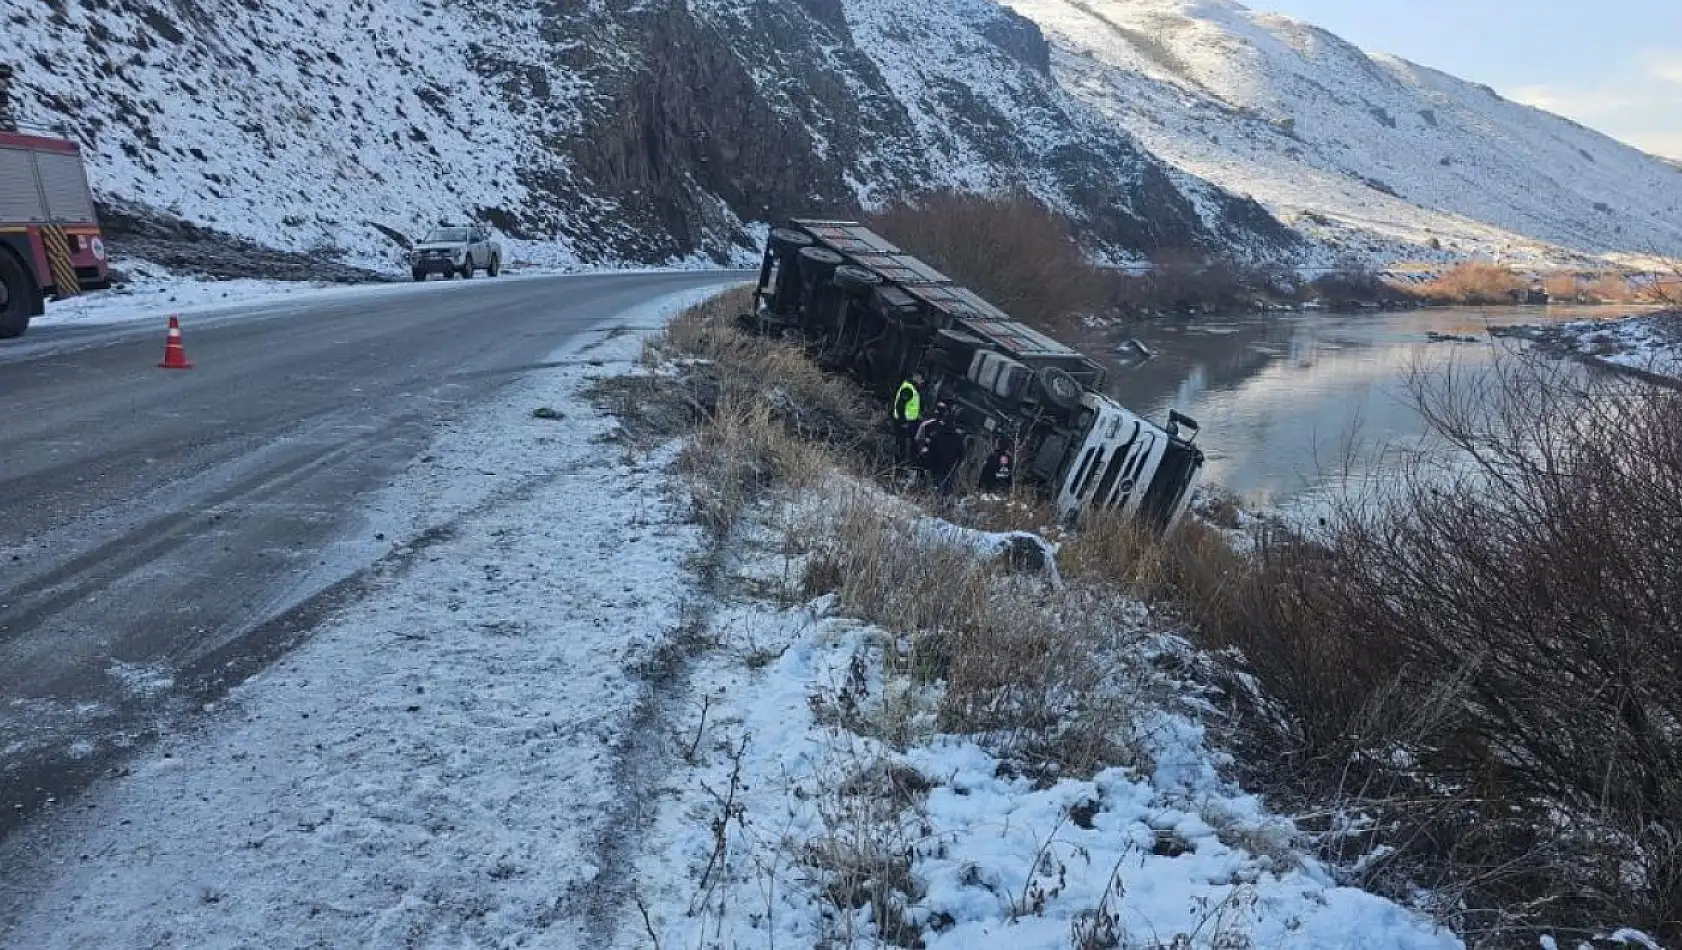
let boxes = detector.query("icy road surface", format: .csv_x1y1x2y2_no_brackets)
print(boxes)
0,271,748,843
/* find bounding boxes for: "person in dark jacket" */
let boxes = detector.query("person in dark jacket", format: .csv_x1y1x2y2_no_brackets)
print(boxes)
980,439,1015,493
921,413,968,497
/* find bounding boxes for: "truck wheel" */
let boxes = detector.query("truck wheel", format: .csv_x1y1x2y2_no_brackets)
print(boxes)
833,264,881,296
487,255,500,277
460,259,473,279
0,251,36,339
412,270,426,282
1036,367,1082,411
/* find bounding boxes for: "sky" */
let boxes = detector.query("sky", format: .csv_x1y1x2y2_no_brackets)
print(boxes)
1249,1,1682,160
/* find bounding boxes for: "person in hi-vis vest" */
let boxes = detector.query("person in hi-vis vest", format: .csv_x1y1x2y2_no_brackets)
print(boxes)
893,371,925,461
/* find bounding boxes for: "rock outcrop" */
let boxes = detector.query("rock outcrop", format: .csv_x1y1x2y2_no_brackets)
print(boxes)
0,63,15,131
1,0,1300,267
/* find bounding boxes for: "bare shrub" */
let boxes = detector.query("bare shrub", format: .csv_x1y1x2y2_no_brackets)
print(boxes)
867,190,1109,336
1583,271,1635,303
804,798,926,949
1543,272,1582,302
1416,262,1524,305
1650,271,1682,307
1308,257,1418,308
1193,351,1682,941
1143,248,1209,314
1542,270,1647,305
1054,512,1396,751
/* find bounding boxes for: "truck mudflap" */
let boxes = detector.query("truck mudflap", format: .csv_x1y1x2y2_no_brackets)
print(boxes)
39,223,80,297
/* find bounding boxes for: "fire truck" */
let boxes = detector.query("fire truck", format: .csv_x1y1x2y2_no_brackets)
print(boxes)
745,220,1205,531
0,128,111,338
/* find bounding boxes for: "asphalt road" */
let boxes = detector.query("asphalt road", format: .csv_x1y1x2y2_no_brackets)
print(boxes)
0,269,748,839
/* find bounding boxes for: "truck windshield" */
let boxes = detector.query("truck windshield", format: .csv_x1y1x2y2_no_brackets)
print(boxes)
423,228,471,243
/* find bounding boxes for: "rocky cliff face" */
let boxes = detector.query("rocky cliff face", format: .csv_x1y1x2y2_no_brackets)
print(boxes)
1,0,1298,269
1005,0,1682,266
0,63,15,130
552,0,1298,261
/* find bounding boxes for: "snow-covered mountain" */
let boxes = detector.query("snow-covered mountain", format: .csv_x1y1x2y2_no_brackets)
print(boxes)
0,0,1294,270
1004,0,1682,267
4,0,1677,271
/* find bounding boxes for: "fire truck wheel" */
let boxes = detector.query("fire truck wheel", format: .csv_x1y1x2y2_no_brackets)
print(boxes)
0,251,33,339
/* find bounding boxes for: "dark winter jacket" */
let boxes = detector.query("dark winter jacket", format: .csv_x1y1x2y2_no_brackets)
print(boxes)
980,450,1014,491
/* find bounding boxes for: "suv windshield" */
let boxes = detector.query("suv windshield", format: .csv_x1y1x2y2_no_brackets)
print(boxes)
423,228,471,243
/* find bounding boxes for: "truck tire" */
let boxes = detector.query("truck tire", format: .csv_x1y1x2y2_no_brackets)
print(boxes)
832,264,881,296
797,246,843,274
1036,367,1082,411
768,227,814,255
488,255,500,277
460,258,473,279
0,250,36,339
934,327,986,354
412,270,426,282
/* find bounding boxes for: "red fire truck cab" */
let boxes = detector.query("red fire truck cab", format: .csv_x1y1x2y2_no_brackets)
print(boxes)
0,129,111,338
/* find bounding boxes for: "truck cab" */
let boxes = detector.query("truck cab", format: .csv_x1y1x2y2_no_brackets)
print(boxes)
0,128,110,338
1052,395,1203,530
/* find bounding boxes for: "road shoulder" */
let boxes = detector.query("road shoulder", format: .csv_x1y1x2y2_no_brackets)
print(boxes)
0,286,729,946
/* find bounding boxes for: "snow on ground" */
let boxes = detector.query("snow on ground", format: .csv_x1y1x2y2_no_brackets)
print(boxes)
4,283,1472,950
3,0,593,269
1001,0,1682,268
0,284,729,948
619,478,1462,949
1534,309,1682,381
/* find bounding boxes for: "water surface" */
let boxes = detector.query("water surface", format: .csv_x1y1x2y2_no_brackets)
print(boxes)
1093,306,1623,513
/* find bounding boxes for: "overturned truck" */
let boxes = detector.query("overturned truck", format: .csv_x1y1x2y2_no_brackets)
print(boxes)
745,219,1204,531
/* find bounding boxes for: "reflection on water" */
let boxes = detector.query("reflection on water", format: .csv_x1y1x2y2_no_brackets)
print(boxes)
1093,306,1613,513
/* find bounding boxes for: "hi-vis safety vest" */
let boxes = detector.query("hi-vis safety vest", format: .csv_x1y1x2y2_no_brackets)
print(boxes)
895,380,922,422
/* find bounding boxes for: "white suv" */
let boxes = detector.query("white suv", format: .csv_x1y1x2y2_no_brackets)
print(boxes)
411,225,501,281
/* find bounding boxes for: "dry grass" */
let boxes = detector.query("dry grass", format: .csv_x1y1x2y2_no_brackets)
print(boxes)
626,287,884,538
1542,271,1660,305
1416,262,1524,305
676,395,829,536
798,495,1144,779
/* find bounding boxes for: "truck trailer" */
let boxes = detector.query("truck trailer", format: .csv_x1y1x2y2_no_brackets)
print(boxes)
745,219,1204,531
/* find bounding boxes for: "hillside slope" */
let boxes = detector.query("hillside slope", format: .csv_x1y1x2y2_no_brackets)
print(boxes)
1,0,1295,271
1004,0,1682,267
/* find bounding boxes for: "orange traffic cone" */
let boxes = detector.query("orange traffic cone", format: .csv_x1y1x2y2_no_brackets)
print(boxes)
158,315,193,369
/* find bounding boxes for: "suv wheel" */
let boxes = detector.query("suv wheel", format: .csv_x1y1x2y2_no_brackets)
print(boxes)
487,255,500,277
460,258,473,279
